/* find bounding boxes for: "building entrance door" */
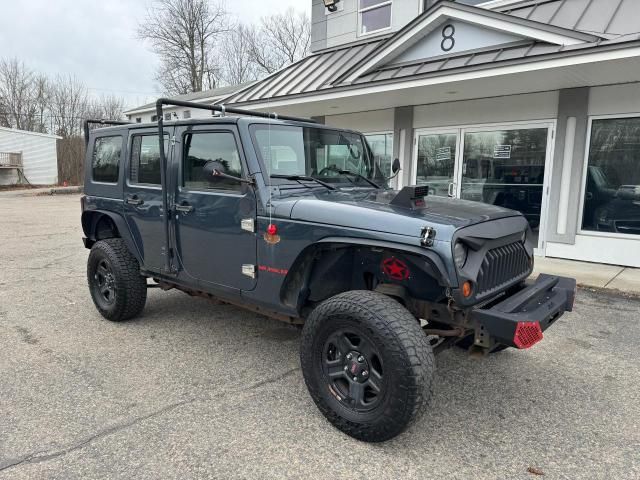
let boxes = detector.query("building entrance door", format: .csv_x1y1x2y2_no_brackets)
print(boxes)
413,123,555,253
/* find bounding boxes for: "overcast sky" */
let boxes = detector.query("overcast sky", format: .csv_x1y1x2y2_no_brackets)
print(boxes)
0,0,311,108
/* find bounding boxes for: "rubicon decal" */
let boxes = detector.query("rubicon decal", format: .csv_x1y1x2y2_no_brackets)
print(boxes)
382,257,410,280
258,265,288,276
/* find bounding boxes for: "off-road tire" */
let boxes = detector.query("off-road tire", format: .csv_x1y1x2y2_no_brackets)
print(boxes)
300,290,435,442
87,238,147,322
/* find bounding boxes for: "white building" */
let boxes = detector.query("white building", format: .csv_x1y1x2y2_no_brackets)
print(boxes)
0,127,60,185
217,0,640,268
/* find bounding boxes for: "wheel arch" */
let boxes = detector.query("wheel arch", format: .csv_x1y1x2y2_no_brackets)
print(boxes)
81,210,142,263
280,237,452,315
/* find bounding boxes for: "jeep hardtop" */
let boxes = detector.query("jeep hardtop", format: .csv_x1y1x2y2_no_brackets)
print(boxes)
81,99,576,442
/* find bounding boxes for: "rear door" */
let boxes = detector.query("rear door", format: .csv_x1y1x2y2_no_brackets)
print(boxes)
172,125,257,290
123,130,169,271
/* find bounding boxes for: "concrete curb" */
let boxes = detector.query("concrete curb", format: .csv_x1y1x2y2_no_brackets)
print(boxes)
46,186,83,195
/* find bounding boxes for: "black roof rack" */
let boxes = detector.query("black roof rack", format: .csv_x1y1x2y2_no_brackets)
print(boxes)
154,97,316,125
83,119,131,147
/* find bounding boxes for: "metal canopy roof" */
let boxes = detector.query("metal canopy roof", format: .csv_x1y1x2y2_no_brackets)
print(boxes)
219,0,640,107
498,0,638,38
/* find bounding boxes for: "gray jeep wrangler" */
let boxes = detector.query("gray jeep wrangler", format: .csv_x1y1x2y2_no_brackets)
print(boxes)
81,100,576,442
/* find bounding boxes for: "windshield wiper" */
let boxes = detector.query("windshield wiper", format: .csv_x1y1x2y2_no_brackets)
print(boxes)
336,169,381,189
270,174,336,191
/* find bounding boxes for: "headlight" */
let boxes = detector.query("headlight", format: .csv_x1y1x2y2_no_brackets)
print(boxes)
454,241,468,269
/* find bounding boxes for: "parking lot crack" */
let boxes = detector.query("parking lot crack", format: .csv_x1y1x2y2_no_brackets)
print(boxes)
0,367,300,473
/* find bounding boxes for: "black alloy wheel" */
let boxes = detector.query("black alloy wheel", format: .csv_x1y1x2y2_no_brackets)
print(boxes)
301,290,435,442
93,259,117,307
322,329,385,413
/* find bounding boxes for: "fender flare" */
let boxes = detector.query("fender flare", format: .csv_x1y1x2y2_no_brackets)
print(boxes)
316,236,452,287
280,236,453,311
81,209,142,264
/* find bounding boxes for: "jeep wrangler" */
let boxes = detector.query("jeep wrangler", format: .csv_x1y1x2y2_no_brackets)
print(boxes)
81,100,576,442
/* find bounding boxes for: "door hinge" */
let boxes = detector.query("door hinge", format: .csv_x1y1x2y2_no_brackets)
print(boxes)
242,264,256,279
241,218,255,233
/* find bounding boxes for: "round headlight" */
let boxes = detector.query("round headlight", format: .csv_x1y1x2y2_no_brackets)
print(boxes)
454,241,468,269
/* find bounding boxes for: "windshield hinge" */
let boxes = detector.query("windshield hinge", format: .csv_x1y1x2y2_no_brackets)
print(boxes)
420,226,436,247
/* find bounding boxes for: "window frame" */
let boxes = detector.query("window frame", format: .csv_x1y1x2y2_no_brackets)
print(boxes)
91,135,123,185
358,0,393,37
127,133,169,189
179,128,248,195
577,113,640,240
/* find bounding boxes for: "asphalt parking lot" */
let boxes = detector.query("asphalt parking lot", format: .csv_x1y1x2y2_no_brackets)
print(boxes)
1,194,639,480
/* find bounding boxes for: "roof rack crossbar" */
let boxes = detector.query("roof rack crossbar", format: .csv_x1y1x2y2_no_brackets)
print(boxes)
154,98,316,124
83,119,131,147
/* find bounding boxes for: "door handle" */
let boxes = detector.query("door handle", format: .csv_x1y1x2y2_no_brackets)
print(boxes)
174,203,194,214
447,182,456,197
126,195,144,206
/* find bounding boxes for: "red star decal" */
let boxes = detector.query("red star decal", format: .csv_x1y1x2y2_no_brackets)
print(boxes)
382,257,410,281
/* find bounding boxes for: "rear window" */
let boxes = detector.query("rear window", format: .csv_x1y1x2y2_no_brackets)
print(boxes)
130,135,167,186
92,136,122,183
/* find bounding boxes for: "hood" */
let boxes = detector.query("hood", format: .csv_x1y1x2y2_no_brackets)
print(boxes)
278,188,521,241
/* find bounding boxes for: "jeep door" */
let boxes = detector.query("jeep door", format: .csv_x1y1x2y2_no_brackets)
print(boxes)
172,125,257,291
123,129,169,272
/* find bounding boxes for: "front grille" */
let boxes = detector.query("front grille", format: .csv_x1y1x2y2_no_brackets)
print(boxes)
476,242,530,297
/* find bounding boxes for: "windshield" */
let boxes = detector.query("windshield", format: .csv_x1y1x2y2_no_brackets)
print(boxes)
251,124,386,187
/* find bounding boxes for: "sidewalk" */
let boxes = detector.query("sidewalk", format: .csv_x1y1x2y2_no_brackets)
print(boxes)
533,256,640,296
0,186,82,197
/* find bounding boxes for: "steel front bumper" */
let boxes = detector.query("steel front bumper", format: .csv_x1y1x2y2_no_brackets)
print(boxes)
470,274,577,349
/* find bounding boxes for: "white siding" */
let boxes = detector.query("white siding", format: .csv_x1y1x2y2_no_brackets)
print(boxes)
413,91,559,129
0,128,60,185
588,82,640,116
325,108,395,132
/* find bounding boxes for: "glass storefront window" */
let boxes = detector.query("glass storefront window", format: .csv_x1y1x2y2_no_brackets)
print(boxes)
365,133,393,177
461,128,548,245
582,117,640,236
415,133,457,197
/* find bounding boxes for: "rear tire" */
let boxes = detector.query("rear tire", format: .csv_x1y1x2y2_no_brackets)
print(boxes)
300,290,434,442
87,238,147,322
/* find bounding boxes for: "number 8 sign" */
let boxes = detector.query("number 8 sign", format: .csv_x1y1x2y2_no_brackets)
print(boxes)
441,24,455,52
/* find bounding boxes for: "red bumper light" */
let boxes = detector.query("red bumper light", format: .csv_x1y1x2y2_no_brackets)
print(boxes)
513,321,543,349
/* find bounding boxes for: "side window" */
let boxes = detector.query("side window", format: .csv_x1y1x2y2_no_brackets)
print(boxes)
130,135,167,186
183,132,243,191
92,136,122,183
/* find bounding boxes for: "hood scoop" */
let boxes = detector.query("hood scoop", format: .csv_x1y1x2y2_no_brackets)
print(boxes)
390,186,430,210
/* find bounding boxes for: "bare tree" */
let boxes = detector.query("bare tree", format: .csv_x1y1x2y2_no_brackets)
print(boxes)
0,58,49,132
49,74,89,138
246,9,311,76
220,24,259,86
138,0,229,95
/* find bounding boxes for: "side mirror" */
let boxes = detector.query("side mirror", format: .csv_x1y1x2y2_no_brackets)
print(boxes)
203,160,253,185
384,158,401,181
392,158,401,174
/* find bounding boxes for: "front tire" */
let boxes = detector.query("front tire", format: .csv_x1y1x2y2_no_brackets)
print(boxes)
87,238,147,322
300,290,434,442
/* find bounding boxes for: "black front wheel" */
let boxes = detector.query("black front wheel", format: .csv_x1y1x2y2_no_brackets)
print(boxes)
300,291,435,442
87,238,147,322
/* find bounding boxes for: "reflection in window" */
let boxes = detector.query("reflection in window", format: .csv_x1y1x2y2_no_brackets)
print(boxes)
582,117,640,236
92,136,121,183
130,135,167,185
183,132,243,191
461,128,547,237
360,0,392,34
365,133,393,177
416,133,457,197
